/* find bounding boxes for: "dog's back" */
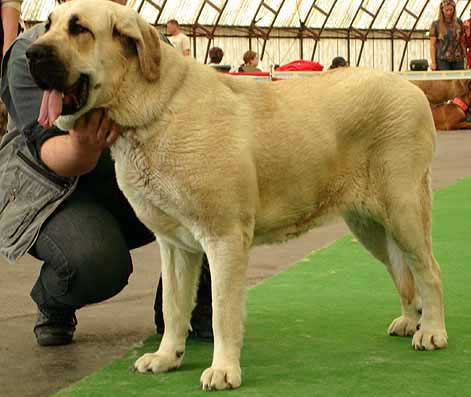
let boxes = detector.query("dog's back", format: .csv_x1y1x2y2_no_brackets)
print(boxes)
234,68,437,243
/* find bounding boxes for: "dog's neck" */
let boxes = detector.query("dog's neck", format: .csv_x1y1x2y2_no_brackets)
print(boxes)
109,43,191,130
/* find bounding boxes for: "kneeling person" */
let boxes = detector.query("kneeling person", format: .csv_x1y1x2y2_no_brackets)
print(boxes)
0,0,212,346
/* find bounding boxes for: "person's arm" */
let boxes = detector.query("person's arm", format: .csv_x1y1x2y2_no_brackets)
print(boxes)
39,110,119,177
430,37,437,70
461,29,467,66
1,1,21,55
462,41,467,66
430,23,438,71
183,35,191,57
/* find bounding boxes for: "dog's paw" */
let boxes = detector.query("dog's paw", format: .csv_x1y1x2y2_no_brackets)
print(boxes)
200,366,241,391
388,315,418,337
412,328,448,351
134,351,183,374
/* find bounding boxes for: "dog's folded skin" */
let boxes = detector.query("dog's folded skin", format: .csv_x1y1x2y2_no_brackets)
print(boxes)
30,0,448,391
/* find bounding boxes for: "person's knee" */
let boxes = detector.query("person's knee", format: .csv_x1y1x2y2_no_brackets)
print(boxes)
39,241,134,308
68,246,133,305
31,195,136,309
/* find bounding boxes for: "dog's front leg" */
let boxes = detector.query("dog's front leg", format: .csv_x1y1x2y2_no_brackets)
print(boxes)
200,234,250,391
134,240,203,374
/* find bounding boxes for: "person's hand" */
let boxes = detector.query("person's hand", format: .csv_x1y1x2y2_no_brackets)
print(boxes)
431,61,437,71
69,109,120,156
39,109,121,176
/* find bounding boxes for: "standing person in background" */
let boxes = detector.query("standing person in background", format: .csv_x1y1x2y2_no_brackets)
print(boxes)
463,8,471,68
1,0,22,57
166,19,190,56
430,0,466,71
238,50,261,72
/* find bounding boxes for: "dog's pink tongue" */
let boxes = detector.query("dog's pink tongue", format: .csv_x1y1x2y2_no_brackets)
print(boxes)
38,90,63,128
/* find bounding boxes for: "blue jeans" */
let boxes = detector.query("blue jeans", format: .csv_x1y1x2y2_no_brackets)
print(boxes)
437,59,464,70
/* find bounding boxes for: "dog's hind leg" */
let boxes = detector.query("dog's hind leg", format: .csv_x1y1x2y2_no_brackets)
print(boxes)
134,241,203,374
343,212,420,337
384,170,447,350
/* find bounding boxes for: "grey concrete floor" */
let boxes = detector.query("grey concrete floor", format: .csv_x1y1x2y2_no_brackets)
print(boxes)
0,131,470,397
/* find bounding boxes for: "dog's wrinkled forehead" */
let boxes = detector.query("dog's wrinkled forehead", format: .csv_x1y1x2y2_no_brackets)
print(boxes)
48,0,119,35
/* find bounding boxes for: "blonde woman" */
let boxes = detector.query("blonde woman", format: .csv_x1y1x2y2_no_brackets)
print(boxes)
430,0,466,70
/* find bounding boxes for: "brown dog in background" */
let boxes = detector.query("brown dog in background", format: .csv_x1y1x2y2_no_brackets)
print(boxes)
432,92,471,130
412,79,471,105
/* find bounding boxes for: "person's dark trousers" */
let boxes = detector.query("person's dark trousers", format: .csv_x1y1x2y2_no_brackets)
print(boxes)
29,150,212,326
154,255,213,339
437,59,465,70
29,151,156,312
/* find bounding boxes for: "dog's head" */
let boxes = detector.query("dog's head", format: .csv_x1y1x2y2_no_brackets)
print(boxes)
26,0,161,130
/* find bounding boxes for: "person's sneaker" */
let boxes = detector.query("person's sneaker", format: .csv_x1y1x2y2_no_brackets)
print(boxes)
33,308,77,346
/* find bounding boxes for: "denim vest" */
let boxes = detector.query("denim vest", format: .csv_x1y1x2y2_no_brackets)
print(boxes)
0,131,77,263
0,25,78,263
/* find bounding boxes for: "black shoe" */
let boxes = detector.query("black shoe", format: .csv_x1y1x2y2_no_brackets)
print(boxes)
33,308,77,346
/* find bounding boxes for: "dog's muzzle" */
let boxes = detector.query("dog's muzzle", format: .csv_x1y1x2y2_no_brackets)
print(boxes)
26,44,90,116
26,44,68,92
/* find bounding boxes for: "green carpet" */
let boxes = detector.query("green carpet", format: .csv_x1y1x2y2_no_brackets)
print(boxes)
55,178,471,397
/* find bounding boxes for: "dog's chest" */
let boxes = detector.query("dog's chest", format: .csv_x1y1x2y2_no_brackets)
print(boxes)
111,136,201,251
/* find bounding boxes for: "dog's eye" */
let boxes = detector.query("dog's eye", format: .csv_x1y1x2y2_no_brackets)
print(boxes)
45,17,51,32
68,15,92,36
73,24,91,35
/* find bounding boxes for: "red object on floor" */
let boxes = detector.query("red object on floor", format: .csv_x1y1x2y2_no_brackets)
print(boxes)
275,60,324,72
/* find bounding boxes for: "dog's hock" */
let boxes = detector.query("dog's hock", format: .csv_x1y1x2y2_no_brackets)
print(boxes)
114,10,161,81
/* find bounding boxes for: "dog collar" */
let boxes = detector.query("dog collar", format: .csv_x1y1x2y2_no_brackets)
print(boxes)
452,97,468,112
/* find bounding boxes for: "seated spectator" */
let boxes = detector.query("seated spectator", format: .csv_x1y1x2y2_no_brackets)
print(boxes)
238,50,261,72
208,46,224,65
329,56,349,69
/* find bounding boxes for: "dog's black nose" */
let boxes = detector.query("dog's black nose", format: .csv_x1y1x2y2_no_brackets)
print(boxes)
26,44,67,92
26,45,54,62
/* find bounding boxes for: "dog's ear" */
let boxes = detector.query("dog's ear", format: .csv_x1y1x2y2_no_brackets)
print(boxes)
114,10,161,81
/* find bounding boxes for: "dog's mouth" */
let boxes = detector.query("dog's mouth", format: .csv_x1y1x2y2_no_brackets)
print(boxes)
61,74,90,115
38,74,91,128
